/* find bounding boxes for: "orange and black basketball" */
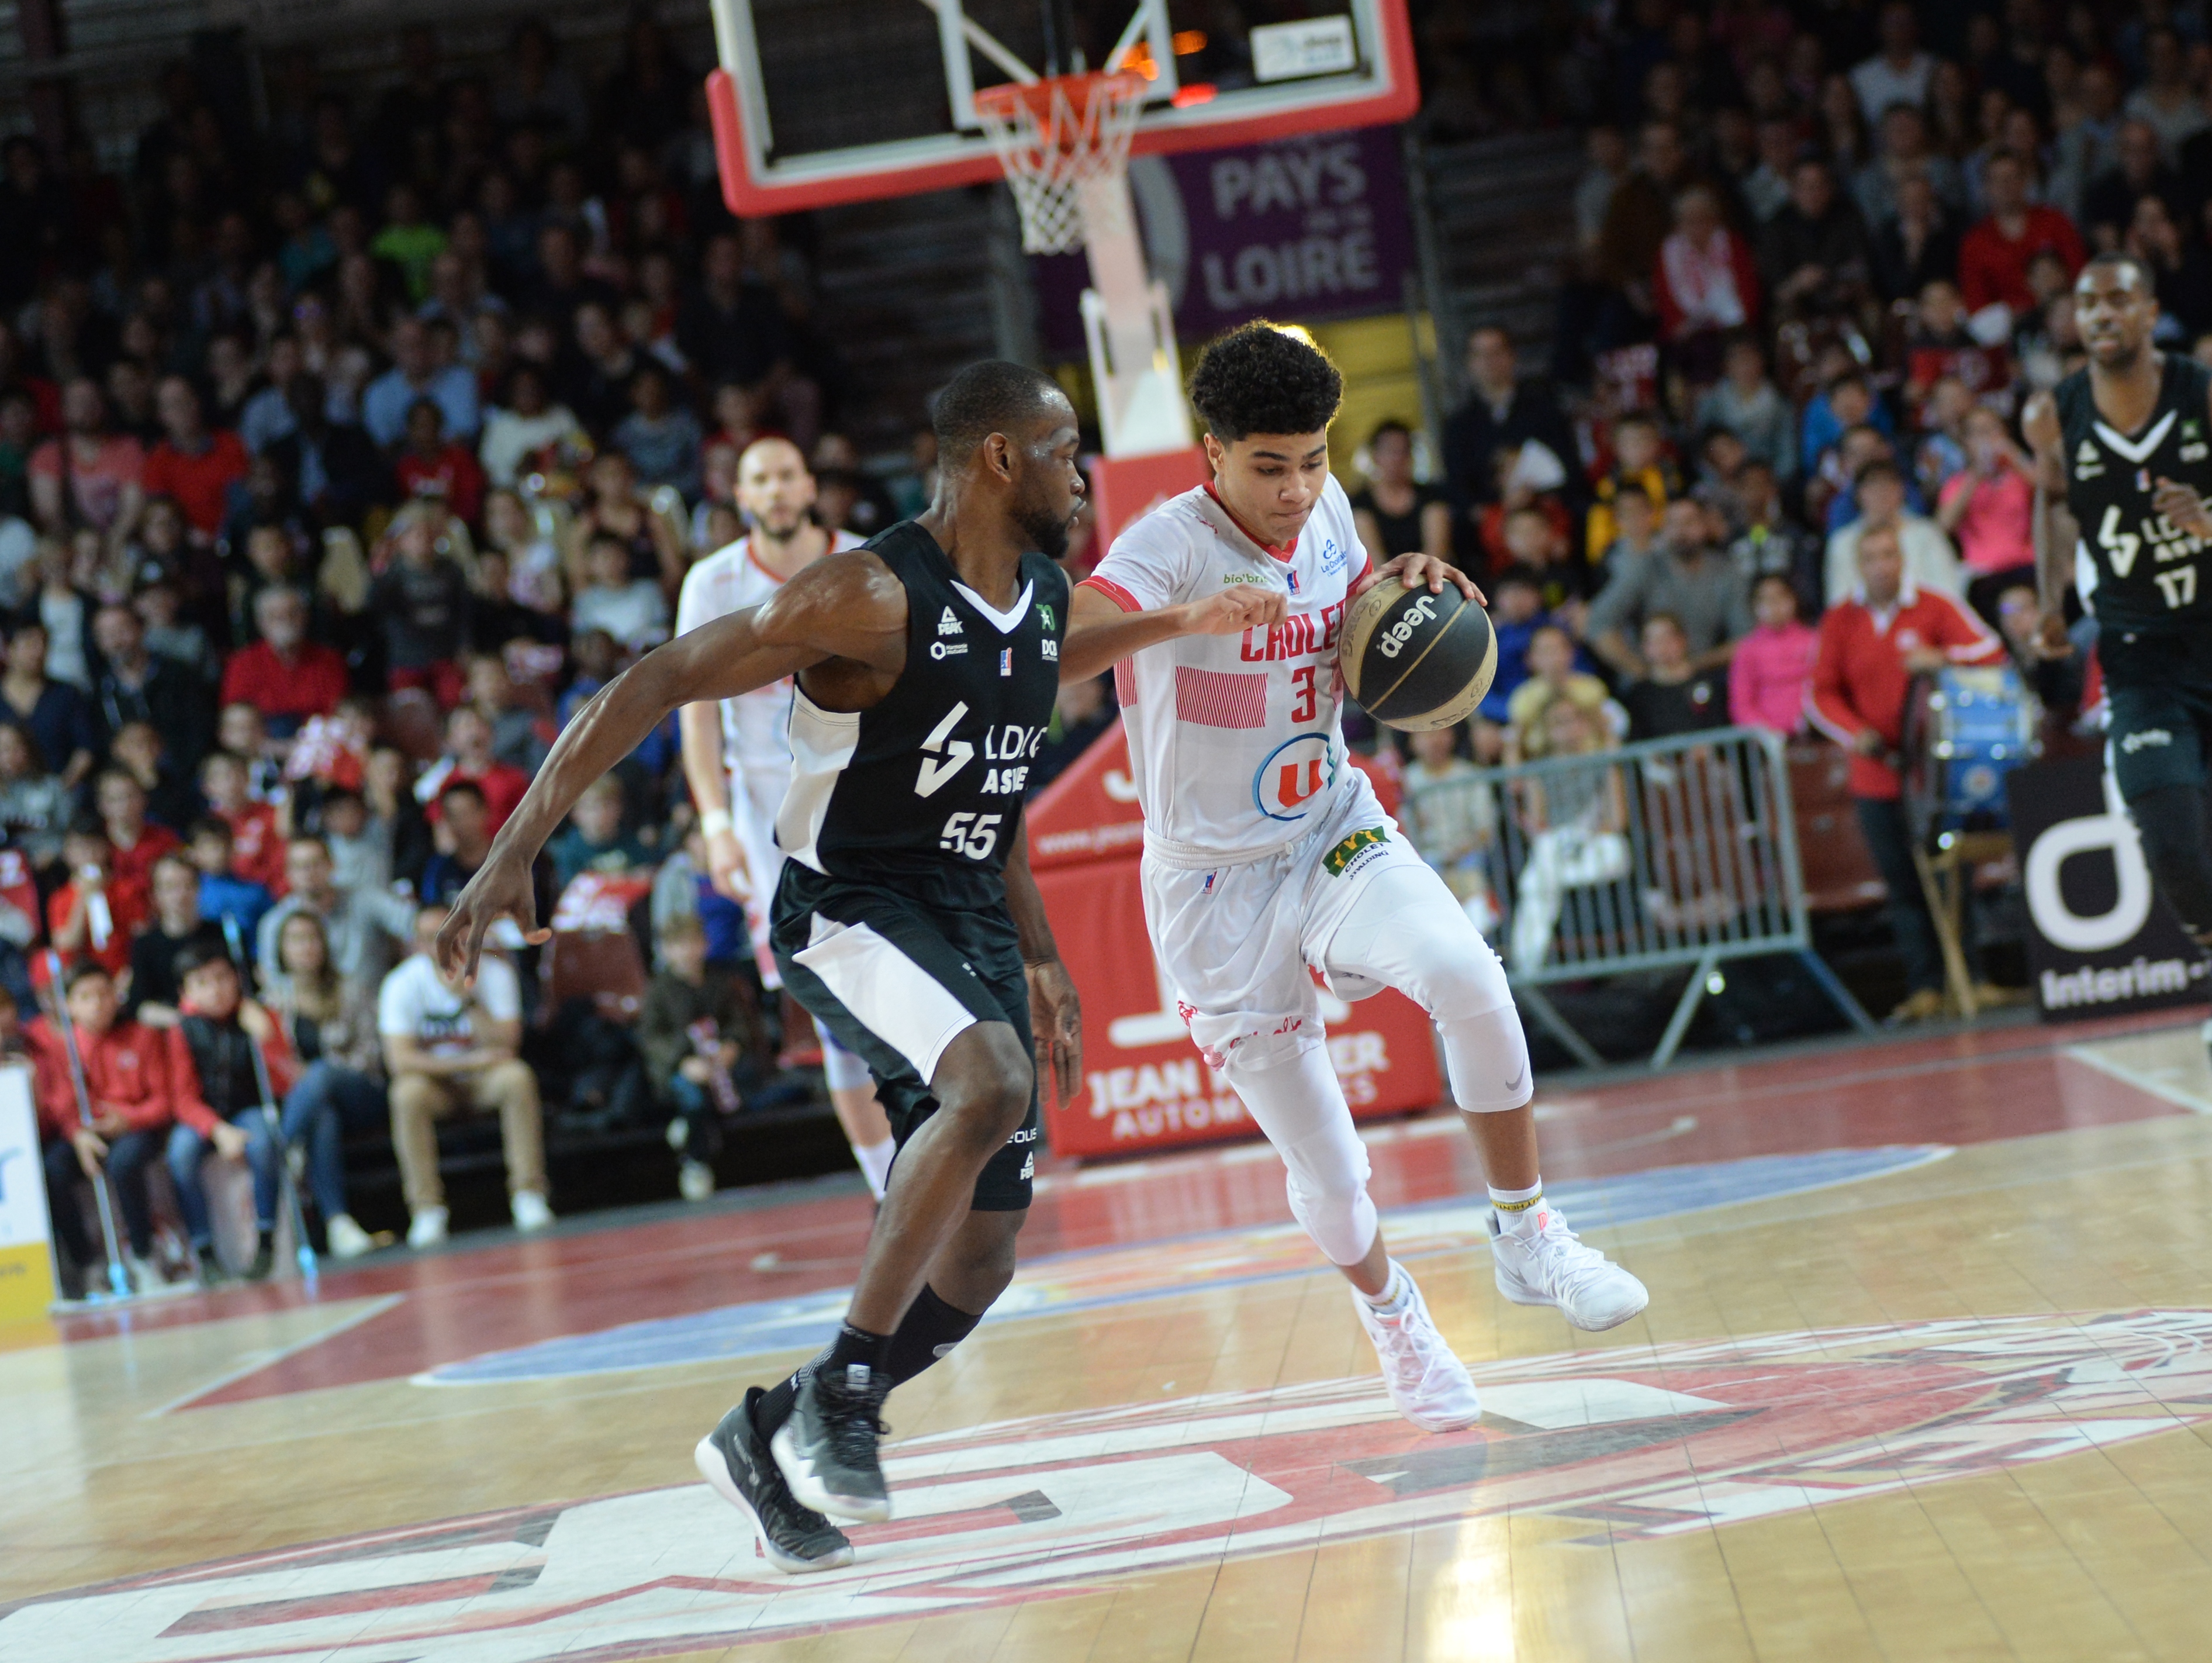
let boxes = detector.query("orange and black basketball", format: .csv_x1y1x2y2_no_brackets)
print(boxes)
1339,579,1498,732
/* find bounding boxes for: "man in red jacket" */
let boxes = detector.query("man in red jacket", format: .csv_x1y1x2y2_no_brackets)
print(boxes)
1958,153,2085,318
34,961,203,1292
1810,524,2007,1021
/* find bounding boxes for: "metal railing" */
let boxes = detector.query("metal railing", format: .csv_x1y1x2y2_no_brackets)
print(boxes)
1402,724,1874,1068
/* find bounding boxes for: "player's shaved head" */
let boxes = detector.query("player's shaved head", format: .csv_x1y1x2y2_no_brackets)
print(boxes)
932,360,1070,467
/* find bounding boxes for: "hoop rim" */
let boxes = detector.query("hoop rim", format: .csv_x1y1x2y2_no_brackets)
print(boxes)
971,70,1149,123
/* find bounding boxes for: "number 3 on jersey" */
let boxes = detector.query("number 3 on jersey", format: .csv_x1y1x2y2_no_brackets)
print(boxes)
938,812,1001,860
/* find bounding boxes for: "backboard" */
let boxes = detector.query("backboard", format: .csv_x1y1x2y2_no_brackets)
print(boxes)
704,0,1419,216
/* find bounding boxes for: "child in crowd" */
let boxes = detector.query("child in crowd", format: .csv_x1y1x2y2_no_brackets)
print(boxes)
217,702,284,799
1620,613,1727,740
34,962,191,1293
166,943,296,1285
1693,333,1796,481
1729,574,1819,736
367,512,472,708
1478,567,1549,723
570,531,670,653
1584,410,1679,561
189,816,276,946
106,719,198,835
1507,625,1622,762
95,767,179,896
465,653,555,774
202,750,286,893
638,913,770,1202
549,776,656,895
1724,460,1822,614
50,819,146,978
1498,502,1595,611
1399,724,1497,913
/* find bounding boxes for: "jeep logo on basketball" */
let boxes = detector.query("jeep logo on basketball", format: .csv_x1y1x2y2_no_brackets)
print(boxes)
1376,595,1437,658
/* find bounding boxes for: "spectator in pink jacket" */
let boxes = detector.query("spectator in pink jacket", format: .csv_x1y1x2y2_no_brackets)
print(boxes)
1729,574,1818,735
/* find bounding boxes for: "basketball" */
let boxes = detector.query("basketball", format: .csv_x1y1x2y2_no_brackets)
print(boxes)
1339,579,1498,732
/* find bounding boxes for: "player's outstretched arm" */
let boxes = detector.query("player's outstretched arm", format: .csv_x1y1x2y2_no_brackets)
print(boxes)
1060,582,1290,682
437,554,905,982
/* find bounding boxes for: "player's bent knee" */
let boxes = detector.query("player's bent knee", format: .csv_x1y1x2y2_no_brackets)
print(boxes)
1439,1003,1534,1113
932,1022,1034,1142
1280,1121,1377,1265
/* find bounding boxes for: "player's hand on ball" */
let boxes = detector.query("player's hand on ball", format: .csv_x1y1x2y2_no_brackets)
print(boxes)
1357,553,1484,605
437,850,549,986
1024,956,1083,1112
2153,477,2212,539
1182,585,1287,636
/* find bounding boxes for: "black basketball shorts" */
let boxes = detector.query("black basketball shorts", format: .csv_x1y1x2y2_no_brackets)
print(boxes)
2103,629,2212,801
771,864,1039,1211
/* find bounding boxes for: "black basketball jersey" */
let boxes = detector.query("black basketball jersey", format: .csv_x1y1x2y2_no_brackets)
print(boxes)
775,519,1069,912
2057,352,2212,635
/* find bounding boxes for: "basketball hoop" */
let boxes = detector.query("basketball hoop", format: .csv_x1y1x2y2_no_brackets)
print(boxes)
973,72,1146,255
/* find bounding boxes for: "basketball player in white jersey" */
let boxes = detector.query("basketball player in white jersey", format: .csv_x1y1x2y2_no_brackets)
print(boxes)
677,437,897,1199
1063,324,1647,1430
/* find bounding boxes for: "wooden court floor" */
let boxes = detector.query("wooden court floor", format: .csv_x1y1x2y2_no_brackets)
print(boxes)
9,1011,2212,1661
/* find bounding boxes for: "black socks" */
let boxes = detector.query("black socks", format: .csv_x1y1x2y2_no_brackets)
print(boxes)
752,1289,986,1438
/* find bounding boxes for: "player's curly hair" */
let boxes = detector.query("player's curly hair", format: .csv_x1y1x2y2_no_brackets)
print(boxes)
1187,322,1344,443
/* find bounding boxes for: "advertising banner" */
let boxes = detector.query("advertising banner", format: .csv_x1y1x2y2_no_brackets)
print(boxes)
0,1062,58,1322
2006,758,2207,1020
1036,126,1416,353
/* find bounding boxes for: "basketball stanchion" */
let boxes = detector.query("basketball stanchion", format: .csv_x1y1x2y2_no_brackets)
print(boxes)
221,916,318,1292
42,948,132,1302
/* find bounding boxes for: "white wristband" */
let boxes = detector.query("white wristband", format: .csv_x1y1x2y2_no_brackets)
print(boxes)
699,808,734,838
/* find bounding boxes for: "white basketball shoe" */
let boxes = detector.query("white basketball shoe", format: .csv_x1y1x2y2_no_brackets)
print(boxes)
1352,1262,1483,1432
1489,1205,1648,1331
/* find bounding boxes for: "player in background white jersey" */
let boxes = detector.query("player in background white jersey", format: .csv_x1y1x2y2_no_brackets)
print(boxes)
676,438,897,1200
1063,325,1647,1431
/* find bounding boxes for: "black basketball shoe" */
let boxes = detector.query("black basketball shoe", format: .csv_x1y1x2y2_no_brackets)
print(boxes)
769,1361,892,1521
693,1388,855,1573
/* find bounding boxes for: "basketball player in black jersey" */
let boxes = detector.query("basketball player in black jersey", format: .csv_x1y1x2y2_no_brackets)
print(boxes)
436,362,1278,1571
2027,253,2212,991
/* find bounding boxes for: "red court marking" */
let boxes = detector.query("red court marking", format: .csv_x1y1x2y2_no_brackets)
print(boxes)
68,1012,2196,1410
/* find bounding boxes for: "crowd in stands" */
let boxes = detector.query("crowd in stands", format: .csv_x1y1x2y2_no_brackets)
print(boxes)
1378,0,2207,1020
0,15,1019,1295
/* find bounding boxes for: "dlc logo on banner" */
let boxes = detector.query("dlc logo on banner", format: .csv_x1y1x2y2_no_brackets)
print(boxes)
2007,758,2206,1020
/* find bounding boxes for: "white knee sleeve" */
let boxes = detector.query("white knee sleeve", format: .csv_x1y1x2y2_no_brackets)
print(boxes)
1325,862,1531,1113
1223,1039,1377,1266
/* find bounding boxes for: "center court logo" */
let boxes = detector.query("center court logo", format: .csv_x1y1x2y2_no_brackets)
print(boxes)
1253,732,1336,821
22,1310,2212,1662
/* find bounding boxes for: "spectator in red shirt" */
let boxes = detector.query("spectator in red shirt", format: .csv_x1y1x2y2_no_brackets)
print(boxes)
419,705,531,833
49,817,150,979
201,750,286,894
1958,153,2085,317
34,960,199,1288
392,396,486,529
94,768,179,900
1808,525,2007,1021
140,376,249,540
219,587,348,733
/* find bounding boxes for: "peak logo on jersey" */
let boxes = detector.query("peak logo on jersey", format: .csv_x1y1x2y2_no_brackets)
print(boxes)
938,606,963,635
2076,439,2105,479
914,702,974,798
2184,419,2208,462
1253,732,1337,822
39,1310,2212,1662
1323,826,1390,876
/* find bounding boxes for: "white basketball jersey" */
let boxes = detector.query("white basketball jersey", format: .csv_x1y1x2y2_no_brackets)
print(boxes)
673,530,865,827
1083,478,1369,862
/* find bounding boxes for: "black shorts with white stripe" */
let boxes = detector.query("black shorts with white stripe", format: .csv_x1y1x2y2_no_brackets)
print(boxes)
770,863,1041,1211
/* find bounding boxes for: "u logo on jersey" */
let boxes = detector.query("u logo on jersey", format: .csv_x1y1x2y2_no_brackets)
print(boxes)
1253,733,1337,822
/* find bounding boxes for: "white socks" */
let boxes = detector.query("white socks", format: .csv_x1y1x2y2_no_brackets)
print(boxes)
1361,1260,1413,1316
1490,1180,1545,1237
853,1137,897,1201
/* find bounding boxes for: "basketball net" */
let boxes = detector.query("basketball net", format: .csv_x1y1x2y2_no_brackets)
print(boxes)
974,73,1146,256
